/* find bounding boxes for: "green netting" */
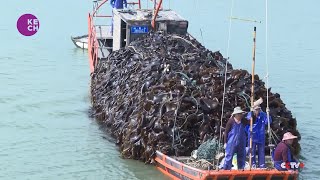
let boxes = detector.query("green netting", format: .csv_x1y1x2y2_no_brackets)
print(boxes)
195,138,219,161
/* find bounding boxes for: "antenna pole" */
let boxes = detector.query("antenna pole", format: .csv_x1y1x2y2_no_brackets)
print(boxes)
249,26,257,170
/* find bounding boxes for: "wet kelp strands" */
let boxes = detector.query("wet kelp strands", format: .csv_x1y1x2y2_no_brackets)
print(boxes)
90,32,300,163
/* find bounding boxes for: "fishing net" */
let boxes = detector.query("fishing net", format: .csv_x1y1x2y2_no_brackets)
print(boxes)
195,138,219,162
186,138,220,169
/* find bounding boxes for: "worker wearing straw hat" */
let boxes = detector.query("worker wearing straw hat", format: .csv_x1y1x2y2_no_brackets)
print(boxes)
223,107,248,170
273,132,298,171
246,99,272,168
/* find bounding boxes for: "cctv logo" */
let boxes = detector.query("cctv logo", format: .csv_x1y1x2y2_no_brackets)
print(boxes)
281,162,305,170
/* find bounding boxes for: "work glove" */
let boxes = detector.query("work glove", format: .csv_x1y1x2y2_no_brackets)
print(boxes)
223,143,227,149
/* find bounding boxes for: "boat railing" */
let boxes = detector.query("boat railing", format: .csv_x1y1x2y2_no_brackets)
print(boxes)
88,0,142,73
92,0,141,17
88,13,99,73
127,1,141,9
88,0,168,73
155,151,206,180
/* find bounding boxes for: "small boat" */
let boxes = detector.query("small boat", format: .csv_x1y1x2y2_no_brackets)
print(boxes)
71,35,88,49
155,151,298,180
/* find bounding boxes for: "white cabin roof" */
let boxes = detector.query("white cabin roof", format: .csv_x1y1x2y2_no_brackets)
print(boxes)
113,9,187,23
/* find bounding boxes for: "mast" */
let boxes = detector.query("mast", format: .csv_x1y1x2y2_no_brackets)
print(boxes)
152,0,163,29
249,26,257,170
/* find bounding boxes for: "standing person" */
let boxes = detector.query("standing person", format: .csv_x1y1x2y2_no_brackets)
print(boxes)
273,132,298,171
246,105,272,168
223,107,248,170
110,0,127,35
110,0,127,9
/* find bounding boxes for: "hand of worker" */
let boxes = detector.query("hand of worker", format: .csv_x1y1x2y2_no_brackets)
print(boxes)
223,143,226,149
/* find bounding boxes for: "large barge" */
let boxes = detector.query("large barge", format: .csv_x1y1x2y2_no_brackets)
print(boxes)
87,0,299,179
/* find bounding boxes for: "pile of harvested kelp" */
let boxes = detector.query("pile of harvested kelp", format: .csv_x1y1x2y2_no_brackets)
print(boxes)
90,32,300,163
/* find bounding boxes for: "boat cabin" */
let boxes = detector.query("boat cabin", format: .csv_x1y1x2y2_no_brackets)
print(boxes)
93,8,189,61
88,3,189,73
112,9,188,51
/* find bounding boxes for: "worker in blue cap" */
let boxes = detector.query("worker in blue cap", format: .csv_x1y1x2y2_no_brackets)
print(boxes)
110,0,127,35
246,102,272,168
223,107,248,170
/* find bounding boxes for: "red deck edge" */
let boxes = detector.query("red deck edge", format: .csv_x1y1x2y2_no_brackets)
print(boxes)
157,166,180,180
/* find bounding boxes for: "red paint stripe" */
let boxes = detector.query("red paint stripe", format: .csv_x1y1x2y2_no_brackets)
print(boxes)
157,167,180,180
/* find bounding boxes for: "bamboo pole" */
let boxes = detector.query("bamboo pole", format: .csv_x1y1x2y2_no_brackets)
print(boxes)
249,26,257,170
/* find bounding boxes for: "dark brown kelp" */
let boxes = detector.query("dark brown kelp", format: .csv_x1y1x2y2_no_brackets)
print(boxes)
90,32,300,163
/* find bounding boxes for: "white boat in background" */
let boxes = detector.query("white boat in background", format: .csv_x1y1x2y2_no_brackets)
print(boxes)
71,35,88,49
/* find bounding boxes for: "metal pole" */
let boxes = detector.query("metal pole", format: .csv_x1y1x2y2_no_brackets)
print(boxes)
229,17,261,23
249,26,257,170
152,0,162,29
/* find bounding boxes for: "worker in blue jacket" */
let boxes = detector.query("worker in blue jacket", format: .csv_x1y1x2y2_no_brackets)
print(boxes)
110,0,127,9
223,107,248,170
246,105,272,168
110,0,127,35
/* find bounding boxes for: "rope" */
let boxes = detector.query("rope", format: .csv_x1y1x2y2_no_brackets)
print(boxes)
218,0,235,152
175,72,192,81
239,94,251,108
186,159,214,169
271,129,280,142
193,0,205,45
200,28,205,45
171,35,198,49
265,0,272,154
172,104,182,155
